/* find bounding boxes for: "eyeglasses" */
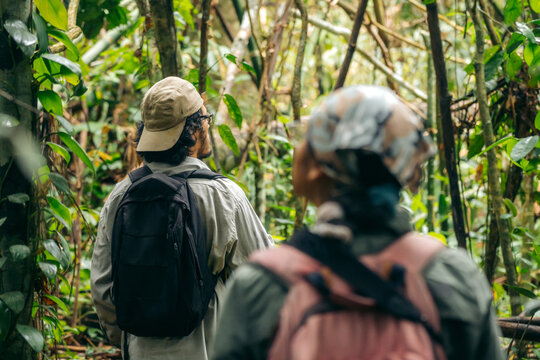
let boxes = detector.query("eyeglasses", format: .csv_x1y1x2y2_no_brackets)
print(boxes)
200,113,215,126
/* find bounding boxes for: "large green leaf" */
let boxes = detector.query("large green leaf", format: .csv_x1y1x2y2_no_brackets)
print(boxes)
506,33,526,54
44,294,69,313
504,0,521,25
56,231,72,268
532,0,540,13
38,90,63,115
32,11,48,54
3,19,37,58
58,132,95,173
47,196,72,230
506,51,523,80
16,325,44,352
484,49,504,81
9,245,31,261
55,115,73,134
7,193,29,204
0,300,12,342
516,22,536,44
510,135,539,161
47,142,71,164
43,239,63,264
475,136,516,157
48,28,80,60
223,94,243,128
467,133,484,159
48,173,70,194
42,53,81,76
535,111,540,131
0,291,25,314
524,43,540,66
0,217,6,227
38,261,58,280
217,124,239,156
34,0,68,31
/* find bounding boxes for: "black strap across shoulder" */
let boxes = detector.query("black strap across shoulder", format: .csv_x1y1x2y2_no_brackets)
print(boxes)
128,165,153,183
129,165,225,183
288,229,442,343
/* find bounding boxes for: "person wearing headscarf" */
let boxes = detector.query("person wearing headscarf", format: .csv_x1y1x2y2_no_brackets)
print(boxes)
210,86,504,360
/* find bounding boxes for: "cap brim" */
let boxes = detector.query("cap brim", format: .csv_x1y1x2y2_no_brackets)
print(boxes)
136,120,186,152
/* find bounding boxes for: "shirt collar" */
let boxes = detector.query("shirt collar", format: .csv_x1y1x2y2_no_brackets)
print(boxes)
145,157,210,176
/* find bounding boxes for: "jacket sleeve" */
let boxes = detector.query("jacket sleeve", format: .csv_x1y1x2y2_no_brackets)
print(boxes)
193,178,274,275
90,184,128,347
423,248,505,360
228,190,274,270
210,264,287,360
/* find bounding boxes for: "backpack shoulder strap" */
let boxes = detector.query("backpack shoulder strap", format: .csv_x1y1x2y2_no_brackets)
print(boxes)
188,168,226,180
379,232,444,273
170,168,226,181
128,165,152,183
250,245,321,286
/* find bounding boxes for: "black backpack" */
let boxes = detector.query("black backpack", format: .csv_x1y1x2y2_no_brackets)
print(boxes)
111,165,222,337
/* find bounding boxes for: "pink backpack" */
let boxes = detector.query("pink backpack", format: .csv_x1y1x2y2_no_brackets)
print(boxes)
250,232,447,360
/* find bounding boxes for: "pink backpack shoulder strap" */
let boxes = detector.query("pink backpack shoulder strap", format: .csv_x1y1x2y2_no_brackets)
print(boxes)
363,232,444,274
249,245,322,285
362,232,445,335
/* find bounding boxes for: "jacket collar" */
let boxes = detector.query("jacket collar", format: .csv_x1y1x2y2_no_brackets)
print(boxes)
145,157,210,176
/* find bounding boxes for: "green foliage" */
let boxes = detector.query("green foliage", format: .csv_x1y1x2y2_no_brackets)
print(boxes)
223,94,243,128
1,0,539,357
58,132,95,172
504,0,522,25
218,124,239,156
16,325,44,353
38,90,63,115
34,0,68,30
3,19,37,58
77,0,128,38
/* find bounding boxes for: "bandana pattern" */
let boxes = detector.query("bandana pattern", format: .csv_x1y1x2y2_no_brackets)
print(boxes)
307,86,435,191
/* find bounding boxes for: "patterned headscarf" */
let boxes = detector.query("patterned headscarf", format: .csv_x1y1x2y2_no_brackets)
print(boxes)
307,85,435,192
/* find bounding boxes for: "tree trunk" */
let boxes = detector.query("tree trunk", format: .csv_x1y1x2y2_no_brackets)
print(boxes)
466,0,520,315
0,0,36,358
148,0,182,77
425,2,468,249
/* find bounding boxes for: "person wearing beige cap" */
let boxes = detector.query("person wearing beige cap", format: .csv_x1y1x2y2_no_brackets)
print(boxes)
91,77,273,360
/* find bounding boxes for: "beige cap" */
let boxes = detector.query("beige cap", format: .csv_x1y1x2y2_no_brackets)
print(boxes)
137,77,203,152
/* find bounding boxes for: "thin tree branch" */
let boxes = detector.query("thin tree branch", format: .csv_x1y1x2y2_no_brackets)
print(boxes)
212,3,234,42
334,0,369,89
425,1,468,249
299,13,427,100
292,0,308,121
479,0,500,45
199,0,222,173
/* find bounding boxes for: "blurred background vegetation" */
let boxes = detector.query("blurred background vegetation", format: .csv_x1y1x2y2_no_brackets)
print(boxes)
0,0,539,358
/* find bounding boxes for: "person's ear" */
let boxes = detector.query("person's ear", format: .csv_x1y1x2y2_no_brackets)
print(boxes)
306,164,326,183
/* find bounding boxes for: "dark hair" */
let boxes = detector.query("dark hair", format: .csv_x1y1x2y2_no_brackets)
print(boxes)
136,109,204,165
331,149,401,232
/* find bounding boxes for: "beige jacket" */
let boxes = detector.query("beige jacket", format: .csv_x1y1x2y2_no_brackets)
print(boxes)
91,157,273,360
